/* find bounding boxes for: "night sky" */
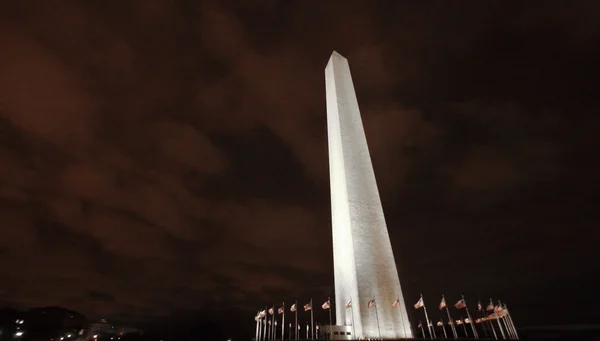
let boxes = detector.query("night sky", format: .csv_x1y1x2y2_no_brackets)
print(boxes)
1,0,599,338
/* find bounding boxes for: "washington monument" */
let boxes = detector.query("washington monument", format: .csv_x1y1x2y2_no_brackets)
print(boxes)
325,51,413,339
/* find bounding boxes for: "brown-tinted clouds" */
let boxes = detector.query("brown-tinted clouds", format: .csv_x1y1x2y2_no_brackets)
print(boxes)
1,0,599,330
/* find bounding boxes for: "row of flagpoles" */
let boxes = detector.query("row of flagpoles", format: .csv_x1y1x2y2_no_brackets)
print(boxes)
254,299,332,341
254,296,518,340
414,295,518,340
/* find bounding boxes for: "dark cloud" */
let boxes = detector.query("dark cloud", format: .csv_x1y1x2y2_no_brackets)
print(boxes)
1,0,599,337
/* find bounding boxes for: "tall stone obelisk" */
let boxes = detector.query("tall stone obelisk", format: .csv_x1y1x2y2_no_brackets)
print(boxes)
326,51,413,339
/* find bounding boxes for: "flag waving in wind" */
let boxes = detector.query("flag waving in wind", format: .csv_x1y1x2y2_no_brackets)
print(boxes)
290,303,297,312
322,300,330,310
414,297,424,309
392,298,400,308
368,299,376,308
268,307,275,315
345,300,352,309
278,307,284,314
439,297,446,310
486,300,495,312
303,303,312,311
455,299,466,309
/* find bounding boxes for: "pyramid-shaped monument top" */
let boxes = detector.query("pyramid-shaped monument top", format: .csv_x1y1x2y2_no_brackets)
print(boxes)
325,50,413,339
327,50,346,67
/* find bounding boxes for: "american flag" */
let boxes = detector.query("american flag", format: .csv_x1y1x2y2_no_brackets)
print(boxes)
322,300,330,310
303,303,312,311
290,303,297,312
345,300,352,309
439,297,446,310
368,299,376,308
268,307,275,315
278,307,284,314
454,299,466,309
392,298,400,308
414,297,424,309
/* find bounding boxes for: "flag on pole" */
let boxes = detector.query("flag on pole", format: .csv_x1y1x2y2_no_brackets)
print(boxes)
259,310,267,318
475,318,482,324
439,297,446,310
456,320,463,325
345,300,352,309
269,307,275,315
486,300,494,311
454,299,466,309
368,299,375,308
437,321,443,327
418,322,423,328
290,303,297,312
478,301,482,311
322,300,330,310
278,307,284,314
392,298,400,308
414,297,424,309
303,303,312,311
465,318,471,324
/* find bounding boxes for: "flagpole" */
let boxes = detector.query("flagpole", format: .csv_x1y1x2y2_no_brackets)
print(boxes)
498,301,513,340
486,300,498,340
256,315,260,341
282,302,286,340
419,321,425,339
444,305,458,339
492,301,506,340
294,301,298,340
498,305,513,340
310,299,314,340
462,296,479,339
502,305,516,340
306,322,308,339
373,298,381,339
257,317,260,341
273,305,276,341
441,296,458,339
440,319,448,339
504,304,519,340
420,295,433,339
264,318,267,341
501,315,513,340
479,311,489,338
460,317,468,336
328,297,333,340
349,300,356,339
